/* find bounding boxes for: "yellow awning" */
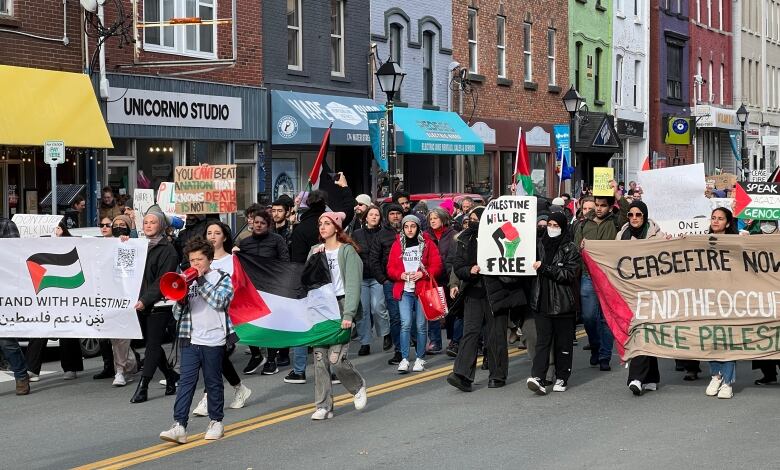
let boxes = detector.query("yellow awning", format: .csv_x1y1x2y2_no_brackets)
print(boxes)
0,65,113,148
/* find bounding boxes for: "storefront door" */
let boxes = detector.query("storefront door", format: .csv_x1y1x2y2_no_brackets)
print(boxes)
0,162,24,217
107,159,136,199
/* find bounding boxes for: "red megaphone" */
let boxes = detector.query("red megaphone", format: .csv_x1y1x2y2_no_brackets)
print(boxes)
160,267,199,301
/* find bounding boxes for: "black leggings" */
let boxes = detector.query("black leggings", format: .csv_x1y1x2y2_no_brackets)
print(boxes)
141,311,175,380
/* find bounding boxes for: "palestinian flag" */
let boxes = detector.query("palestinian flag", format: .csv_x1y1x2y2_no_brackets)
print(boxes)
26,247,85,294
514,128,534,196
229,252,349,348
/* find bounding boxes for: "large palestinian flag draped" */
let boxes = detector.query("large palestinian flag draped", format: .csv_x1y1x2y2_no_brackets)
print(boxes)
229,252,349,348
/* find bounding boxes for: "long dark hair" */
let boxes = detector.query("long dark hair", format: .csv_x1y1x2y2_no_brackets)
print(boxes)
319,219,361,253
205,220,233,252
709,208,738,234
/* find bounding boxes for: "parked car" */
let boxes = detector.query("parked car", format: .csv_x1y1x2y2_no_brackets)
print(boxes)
379,193,486,209
17,338,101,358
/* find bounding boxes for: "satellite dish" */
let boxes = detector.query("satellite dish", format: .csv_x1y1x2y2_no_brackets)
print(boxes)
80,0,98,13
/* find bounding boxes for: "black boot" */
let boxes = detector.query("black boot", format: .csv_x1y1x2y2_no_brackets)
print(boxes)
130,376,151,403
165,371,179,396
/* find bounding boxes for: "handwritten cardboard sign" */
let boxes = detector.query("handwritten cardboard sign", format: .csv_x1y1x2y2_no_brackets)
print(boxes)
656,218,710,238
174,165,237,214
156,182,176,214
593,167,614,196
11,214,61,238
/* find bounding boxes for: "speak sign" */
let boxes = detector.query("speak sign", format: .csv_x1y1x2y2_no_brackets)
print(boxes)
477,196,537,276
0,238,147,339
174,165,237,214
11,214,62,238
583,235,780,361
733,182,780,220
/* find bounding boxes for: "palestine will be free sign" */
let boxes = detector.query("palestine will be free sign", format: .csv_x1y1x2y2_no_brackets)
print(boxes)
583,235,780,361
174,164,237,214
477,196,537,275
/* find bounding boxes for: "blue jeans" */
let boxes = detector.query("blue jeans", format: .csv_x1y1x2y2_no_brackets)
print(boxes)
358,279,390,346
428,318,442,349
0,338,28,379
383,281,401,352
174,344,224,428
292,346,307,374
709,361,736,384
399,291,427,360
580,276,613,362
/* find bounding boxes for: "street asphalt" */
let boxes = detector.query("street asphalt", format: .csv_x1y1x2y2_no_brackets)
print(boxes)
3,331,778,469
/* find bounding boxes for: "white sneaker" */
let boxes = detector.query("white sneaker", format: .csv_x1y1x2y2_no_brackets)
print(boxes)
204,420,224,440
412,358,426,372
159,422,187,444
642,383,657,392
397,358,410,374
553,379,567,392
526,377,547,395
229,384,252,409
63,371,77,380
112,373,126,387
311,408,333,420
717,383,733,399
28,372,39,382
193,393,208,416
629,379,643,396
354,385,367,410
706,376,723,396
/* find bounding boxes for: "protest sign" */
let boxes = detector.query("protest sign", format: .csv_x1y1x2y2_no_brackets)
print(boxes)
734,182,780,220
0,238,147,339
592,167,614,196
156,182,176,214
477,196,537,275
11,214,61,238
132,188,155,231
708,197,734,213
639,164,712,219
706,173,737,190
750,169,770,182
582,235,780,361
174,165,237,214
656,218,710,238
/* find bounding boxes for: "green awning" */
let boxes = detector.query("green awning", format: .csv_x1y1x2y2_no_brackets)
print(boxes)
394,108,484,155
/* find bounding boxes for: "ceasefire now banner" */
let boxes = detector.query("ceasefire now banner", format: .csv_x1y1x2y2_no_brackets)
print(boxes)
582,235,780,361
0,239,147,339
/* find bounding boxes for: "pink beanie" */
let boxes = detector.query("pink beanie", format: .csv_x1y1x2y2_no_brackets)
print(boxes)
440,198,455,216
319,211,346,229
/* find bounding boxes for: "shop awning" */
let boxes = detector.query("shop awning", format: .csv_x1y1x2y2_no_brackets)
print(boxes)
394,108,484,155
271,90,384,146
0,65,112,148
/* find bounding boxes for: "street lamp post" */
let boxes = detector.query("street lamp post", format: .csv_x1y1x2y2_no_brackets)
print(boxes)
562,85,584,194
375,60,406,196
736,104,750,180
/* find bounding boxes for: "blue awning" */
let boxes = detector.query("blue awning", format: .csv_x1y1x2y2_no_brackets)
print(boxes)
394,108,484,155
271,90,384,146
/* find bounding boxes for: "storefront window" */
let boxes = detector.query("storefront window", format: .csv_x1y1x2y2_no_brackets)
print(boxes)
236,163,255,230
464,153,492,199
137,140,178,192
187,141,227,166
530,152,549,197
108,139,131,156
500,151,515,196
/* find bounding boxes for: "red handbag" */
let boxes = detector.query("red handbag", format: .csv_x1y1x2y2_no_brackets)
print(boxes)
418,265,448,321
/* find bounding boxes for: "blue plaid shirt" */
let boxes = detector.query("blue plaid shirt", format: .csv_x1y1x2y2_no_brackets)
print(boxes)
173,270,236,347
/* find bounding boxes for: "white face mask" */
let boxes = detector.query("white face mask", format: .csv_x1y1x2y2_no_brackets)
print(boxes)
547,227,562,238
760,222,778,234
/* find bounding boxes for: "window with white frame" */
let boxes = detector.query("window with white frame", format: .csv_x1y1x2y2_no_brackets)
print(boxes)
496,16,506,78
634,60,641,108
696,58,702,101
617,0,624,15
468,8,478,73
423,31,434,105
0,0,12,16
707,0,711,27
708,61,713,102
634,0,640,17
615,55,623,106
330,0,344,76
696,0,701,22
143,0,216,57
547,28,556,86
718,0,722,29
287,0,302,70
719,63,724,105
390,23,403,101
523,22,532,82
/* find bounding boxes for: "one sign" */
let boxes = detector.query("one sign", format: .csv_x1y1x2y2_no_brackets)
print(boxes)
592,167,614,196
477,196,537,276
132,188,155,233
44,140,65,165
11,214,62,238
750,169,770,182
156,182,176,214
639,164,712,219
0,238,147,339
733,182,780,219
665,117,691,145
583,235,780,361
656,218,710,238
174,165,237,214
106,88,242,129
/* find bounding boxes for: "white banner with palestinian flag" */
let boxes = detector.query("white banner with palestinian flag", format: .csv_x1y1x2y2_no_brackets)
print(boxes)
229,252,349,348
0,238,147,338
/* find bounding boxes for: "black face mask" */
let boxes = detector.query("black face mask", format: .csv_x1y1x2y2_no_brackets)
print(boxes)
537,226,546,237
112,226,130,237
468,221,479,232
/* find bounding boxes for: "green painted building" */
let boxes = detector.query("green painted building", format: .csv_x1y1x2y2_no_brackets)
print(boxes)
569,0,613,111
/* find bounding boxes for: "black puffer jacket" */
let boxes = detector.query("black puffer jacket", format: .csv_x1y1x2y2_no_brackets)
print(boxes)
139,238,180,311
450,228,485,298
353,225,382,280
238,232,290,261
368,224,399,284
530,239,580,316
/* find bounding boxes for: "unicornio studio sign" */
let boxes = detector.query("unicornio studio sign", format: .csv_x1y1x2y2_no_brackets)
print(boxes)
477,196,537,275
107,88,242,129
175,165,237,214
583,235,780,361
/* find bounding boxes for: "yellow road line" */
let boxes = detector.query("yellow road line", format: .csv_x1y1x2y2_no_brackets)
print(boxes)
76,332,585,469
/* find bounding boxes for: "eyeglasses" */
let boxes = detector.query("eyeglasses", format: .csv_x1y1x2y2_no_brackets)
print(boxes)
627,213,644,218
99,223,112,228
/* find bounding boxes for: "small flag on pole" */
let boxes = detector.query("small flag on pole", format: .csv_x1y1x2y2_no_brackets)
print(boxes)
514,128,534,196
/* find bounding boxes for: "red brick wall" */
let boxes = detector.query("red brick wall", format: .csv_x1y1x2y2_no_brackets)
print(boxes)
451,0,569,125
0,0,84,72
689,5,732,106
